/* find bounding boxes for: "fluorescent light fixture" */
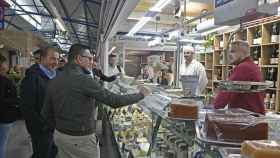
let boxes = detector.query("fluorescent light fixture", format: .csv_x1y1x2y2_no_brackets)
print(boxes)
150,0,172,12
142,36,152,40
148,37,162,47
201,26,230,36
168,30,179,40
127,0,171,36
127,17,151,36
54,19,66,32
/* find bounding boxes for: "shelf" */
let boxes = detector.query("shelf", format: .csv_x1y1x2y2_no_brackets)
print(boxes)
214,65,234,67
250,44,261,47
214,49,223,51
262,43,279,46
213,80,221,83
261,65,278,68
267,88,277,91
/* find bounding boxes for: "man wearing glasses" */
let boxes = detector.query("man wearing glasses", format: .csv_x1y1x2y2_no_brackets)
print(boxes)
41,44,151,158
180,46,208,95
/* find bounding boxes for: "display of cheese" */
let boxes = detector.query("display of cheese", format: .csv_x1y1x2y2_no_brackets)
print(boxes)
241,140,280,158
168,99,198,120
205,109,268,142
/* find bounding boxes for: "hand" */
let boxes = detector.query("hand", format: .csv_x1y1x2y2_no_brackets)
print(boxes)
139,86,151,97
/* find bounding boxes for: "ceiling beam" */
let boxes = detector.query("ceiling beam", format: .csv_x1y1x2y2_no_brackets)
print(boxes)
4,19,23,30
84,0,101,5
32,0,40,14
84,3,99,24
58,0,81,43
70,0,83,17
84,0,91,48
10,0,41,25
5,10,98,28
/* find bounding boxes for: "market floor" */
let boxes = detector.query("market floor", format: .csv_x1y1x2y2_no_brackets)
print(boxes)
6,121,32,158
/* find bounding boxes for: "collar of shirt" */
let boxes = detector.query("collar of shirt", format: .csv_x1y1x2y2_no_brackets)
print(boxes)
39,64,56,79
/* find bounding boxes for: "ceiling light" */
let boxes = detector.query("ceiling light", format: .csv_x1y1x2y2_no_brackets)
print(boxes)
148,37,162,47
127,0,171,36
168,30,179,40
54,19,66,32
127,17,151,36
150,0,172,12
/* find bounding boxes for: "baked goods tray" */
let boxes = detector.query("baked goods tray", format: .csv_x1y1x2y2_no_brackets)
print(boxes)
195,122,242,148
217,81,272,93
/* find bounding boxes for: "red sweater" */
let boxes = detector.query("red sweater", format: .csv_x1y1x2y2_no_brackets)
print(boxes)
213,57,265,114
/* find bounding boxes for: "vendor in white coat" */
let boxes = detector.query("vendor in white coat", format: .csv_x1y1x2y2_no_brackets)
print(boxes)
180,46,208,95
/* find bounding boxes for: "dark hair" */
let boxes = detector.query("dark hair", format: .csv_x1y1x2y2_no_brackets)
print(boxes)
0,54,6,64
40,46,58,58
68,44,90,62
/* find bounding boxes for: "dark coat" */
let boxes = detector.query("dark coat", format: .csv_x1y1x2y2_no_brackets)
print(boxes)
20,64,51,134
0,74,20,123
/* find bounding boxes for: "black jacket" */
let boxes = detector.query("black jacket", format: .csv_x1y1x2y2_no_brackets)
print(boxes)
0,74,20,123
20,64,51,133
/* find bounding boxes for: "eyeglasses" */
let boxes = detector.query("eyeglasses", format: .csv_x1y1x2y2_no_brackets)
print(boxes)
81,55,93,61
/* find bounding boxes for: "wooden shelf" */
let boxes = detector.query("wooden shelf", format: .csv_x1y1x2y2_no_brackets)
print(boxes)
250,44,261,47
211,18,280,113
214,49,223,51
206,69,213,71
261,65,278,68
214,65,234,67
267,88,277,91
262,43,279,46
213,80,221,83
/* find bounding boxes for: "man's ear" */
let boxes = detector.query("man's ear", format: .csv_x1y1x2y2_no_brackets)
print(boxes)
74,55,81,64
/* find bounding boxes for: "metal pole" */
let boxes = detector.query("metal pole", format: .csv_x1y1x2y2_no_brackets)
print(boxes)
175,32,182,88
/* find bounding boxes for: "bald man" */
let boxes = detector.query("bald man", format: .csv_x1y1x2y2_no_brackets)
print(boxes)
180,46,208,95
213,40,265,114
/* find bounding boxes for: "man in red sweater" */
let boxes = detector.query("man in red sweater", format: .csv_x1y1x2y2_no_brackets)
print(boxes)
213,40,265,114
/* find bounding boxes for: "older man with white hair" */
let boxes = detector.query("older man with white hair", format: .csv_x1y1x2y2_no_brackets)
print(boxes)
213,40,265,114
180,46,208,95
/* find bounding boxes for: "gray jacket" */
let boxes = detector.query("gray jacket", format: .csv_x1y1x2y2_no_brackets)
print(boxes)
41,63,144,136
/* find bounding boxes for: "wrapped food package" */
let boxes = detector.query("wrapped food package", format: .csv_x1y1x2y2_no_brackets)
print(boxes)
205,109,268,142
241,140,280,158
168,99,198,120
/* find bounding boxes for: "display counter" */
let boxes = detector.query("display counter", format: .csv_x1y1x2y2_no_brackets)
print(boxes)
109,82,280,158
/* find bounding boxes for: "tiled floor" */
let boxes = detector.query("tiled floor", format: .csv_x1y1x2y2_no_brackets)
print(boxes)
6,121,31,158
5,120,120,158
